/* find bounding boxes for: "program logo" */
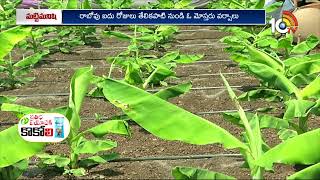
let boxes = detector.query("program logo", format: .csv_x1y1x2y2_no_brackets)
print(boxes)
18,113,70,142
269,11,298,34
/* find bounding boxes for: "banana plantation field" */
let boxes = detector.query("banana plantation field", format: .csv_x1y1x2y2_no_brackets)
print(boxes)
0,25,319,179
1,1,320,179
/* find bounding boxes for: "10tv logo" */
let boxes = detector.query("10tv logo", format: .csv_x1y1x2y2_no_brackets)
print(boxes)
269,11,298,34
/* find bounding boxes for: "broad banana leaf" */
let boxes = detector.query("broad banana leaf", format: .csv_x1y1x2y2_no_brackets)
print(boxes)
103,31,132,41
84,120,130,138
299,77,320,99
1,103,43,114
283,100,315,121
0,26,31,60
239,62,299,96
74,139,117,154
244,44,283,72
223,112,289,130
290,73,316,87
256,128,320,170
238,89,282,102
221,73,264,178
13,53,43,68
288,59,320,76
291,35,320,54
1,103,44,119
0,125,44,168
101,79,246,150
154,82,192,100
66,66,93,137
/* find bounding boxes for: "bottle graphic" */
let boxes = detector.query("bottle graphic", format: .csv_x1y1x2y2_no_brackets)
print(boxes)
54,117,64,138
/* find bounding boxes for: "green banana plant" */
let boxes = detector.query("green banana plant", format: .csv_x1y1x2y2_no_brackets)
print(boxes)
1,67,130,177
96,74,290,178
256,127,320,179
0,26,31,61
0,0,21,31
65,0,97,46
225,43,320,136
221,27,319,61
0,126,44,180
98,73,320,179
105,25,203,88
0,26,49,89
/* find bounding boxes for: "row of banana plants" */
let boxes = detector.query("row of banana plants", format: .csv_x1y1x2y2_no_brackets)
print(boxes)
197,0,320,178
93,0,320,178
0,64,195,178
3,61,320,179
0,0,197,90
2,0,320,179
0,0,144,90
1,38,320,179
101,24,203,89
0,0,99,90
0,0,205,178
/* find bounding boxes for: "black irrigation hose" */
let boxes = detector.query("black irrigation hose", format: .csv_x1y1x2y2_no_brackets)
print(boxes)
35,60,235,69
28,153,242,166
44,28,217,38
189,72,246,77
31,72,246,84
77,43,222,51
2,85,258,98
40,59,232,64
92,109,252,121
41,55,230,62
34,59,233,71
0,109,253,126
109,154,243,162
79,109,252,121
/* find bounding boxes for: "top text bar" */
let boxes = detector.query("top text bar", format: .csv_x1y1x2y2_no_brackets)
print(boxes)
17,9,266,25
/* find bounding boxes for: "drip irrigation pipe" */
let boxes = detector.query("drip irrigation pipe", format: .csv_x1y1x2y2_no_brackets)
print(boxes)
31,72,247,83
80,109,252,121
31,60,236,69
39,60,232,66
188,72,246,77
76,43,222,51
0,109,253,126
103,154,242,162
45,29,218,38
41,55,230,62
2,85,259,98
28,153,242,166
34,59,234,71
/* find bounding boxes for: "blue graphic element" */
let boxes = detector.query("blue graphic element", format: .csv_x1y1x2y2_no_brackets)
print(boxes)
54,117,64,138
62,9,266,25
279,22,287,30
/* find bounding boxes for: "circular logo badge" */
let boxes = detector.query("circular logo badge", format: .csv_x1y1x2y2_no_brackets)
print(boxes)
18,113,70,142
